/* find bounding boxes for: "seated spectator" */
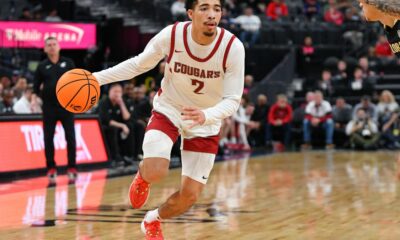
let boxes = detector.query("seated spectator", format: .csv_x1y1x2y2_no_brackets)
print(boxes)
0,89,15,115
346,108,379,150
220,7,237,33
0,76,11,90
349,67,372,94
377,90,400,148
324,2,344,26
232,96,257,150
244,74,254,95
268,94,292,149
375,35,395,59
171,0,186,21
344,7,361,23
332,97,352,146
13,85,41,114
358,57,376,77
45,9,62,22
333,60,348,82
249,94,269,147
303,0,320,20
353,96,377,123
13,77,28,100
266,0,288,21
98,84,134,167
302,91,334,149
316,70,334,98
234,7,261,48
19,7,33,20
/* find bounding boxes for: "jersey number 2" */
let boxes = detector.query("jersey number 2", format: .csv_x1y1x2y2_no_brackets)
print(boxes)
191,79,204,94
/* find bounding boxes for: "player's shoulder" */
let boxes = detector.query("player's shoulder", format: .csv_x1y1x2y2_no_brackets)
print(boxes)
220,27,245,51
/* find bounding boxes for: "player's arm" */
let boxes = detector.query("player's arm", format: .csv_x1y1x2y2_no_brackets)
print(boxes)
93,25,172,86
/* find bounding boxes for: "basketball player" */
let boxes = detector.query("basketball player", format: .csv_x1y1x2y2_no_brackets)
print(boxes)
92,0,244,238
359,0,400,57
33,37,77,182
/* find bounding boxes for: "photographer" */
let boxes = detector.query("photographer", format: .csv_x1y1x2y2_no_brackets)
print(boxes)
346,108,379,150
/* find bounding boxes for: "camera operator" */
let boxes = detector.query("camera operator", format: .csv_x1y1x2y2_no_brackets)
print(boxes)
346,108,379,150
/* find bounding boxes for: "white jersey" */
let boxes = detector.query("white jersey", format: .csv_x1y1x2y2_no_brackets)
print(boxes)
93,21,245,126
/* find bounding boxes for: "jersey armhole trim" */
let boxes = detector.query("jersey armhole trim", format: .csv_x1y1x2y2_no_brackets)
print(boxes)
223,35,236,72
167,22,179,64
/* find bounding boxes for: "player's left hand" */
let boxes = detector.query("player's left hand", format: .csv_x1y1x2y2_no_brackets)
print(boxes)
181,106,205,129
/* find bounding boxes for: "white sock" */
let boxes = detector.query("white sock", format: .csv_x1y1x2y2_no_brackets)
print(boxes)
145,208,162,222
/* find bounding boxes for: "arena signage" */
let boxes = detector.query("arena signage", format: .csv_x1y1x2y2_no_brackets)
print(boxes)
0,119,108,172
0,21,96,49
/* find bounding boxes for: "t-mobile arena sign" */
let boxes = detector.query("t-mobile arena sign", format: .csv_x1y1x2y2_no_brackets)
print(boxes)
0,21,96,49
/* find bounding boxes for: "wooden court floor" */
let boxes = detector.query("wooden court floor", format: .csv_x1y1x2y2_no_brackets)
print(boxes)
1,151,400,240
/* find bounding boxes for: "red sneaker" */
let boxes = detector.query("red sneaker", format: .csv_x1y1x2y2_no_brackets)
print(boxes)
67,168,78,180
141,219,164,240
47,168,57,182
129,171,150,209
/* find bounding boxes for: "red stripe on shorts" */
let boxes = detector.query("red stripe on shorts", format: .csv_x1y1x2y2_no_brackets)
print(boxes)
146,111,179,142
183,135,219,154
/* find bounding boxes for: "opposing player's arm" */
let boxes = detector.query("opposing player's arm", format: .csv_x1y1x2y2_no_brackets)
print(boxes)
202,39,245,125
93,25,172,86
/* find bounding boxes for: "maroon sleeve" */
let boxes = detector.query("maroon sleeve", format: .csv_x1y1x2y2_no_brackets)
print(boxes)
282,105,292,124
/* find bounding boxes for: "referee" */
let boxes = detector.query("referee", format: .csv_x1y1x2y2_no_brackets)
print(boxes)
33,37,77,182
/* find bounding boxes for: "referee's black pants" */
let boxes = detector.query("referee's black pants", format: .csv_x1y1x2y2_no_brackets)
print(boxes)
43,105,76,170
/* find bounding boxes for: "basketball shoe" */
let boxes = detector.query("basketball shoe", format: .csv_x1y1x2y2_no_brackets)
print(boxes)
141,214,163,240
129,171,150,209
67,168,78,181
47,168,57,182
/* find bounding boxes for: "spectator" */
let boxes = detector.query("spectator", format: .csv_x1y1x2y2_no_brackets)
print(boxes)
300,36,315,77
333,60,348,82
303,0,320,20
377,90,400,148
249,94,269,147
344,7,361,23
346,108,379,150
358,57,375,77
316,70,334,97
268,94,292,149
233,96,257,150
244,74,254,95
19,7,32,20
220,7,236,32
171,0,186,21
234,7,261,47
12,77,28,100
324,2,344,26
332,97,352,146
266,0,289,21
349,67,372,94
13,85,40,114
0,89,15,115
0,76,11,89
45,9,62,22
375,35,394,58
353,96,377,123
302,91,334,149
98,84,135,167
0,83,3,101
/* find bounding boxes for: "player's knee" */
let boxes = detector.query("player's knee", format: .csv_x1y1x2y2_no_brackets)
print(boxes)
142,130,173,160
141,158,169,183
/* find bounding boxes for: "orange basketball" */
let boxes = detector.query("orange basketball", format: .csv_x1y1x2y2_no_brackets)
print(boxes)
56,69,100,113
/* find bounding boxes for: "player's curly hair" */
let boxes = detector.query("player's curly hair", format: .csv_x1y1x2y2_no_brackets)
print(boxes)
185,0,225,10
365,0,400,18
